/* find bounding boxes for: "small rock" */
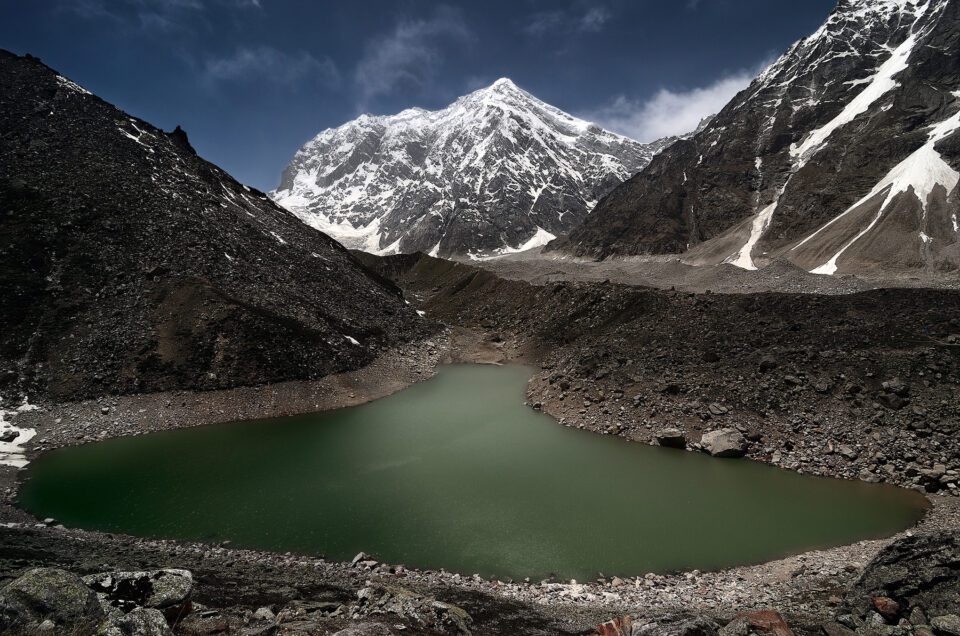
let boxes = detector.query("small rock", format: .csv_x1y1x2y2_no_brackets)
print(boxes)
872,596,900,622
655,428,686,449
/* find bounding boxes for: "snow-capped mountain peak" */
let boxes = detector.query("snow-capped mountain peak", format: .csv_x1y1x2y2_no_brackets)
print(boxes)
554,0,960,275
272,78,675,258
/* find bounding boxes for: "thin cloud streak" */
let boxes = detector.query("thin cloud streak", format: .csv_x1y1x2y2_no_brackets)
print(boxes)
203,46,340,88
523,5,612,37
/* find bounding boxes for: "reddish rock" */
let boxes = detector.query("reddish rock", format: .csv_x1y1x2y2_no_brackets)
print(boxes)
591,616,633,636
871,596,901,622
732,610,794,636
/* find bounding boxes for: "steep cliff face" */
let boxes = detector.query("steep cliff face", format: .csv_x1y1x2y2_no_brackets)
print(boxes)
554,0,960,275
273,79,675,258
0,50,429,401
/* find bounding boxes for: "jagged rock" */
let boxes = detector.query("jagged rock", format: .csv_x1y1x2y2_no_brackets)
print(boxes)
700,429,747,458
655,428,687,448
333,624,395,636
83,569,192,623
720,611,794,636
758,355,779,372
354,585,472,635
931,615,960,636
847,531,960,617
590,615,632,635
97,607,172,636
878,392,908,410
821,622,856,636
871,596,901,622
679,618,720,636
0,567,104,632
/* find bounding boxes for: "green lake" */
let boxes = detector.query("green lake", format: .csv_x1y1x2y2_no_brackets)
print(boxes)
19,364,928,581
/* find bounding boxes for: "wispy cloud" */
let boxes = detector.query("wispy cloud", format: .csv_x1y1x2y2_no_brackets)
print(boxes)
353,6,472,106
60,0,260,33
203,46,339,88
585,67,762,142
523,4,612,37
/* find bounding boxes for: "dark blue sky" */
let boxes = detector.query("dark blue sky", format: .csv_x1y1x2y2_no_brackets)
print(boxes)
2,0,835,191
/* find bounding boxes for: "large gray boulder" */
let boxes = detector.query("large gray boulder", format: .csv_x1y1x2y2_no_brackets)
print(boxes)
700,429,747,458
0,567,104,632
83,569,192,623
97,607,173,636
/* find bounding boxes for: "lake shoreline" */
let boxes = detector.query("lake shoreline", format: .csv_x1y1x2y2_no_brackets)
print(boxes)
0,325,958,633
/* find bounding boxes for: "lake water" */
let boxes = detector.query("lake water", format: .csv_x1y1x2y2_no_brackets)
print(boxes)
19,364,927,581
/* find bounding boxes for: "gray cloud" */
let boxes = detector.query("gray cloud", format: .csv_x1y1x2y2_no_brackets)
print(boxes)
203,46,339,88
354,6,472,105
523,5,612,37
61,0,260,33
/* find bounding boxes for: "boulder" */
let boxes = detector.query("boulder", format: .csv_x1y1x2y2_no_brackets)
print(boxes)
758,355,778,372
847,531,959,617
83,569,192,624
700,429,747,458
97,607,173,636
333,624,395,636
0,567,104,632
871,596,900,622
355,585,471,635
590,615,632,635
723,611,793,636
655,428,687,449
931,615,960,636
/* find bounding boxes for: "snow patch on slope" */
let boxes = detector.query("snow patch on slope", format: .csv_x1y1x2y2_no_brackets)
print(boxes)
0,400,37,469
798,104,960,275
790,33,919,168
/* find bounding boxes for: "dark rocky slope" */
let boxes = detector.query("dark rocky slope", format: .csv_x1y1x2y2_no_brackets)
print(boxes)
552,0,960,275
0,50,430,402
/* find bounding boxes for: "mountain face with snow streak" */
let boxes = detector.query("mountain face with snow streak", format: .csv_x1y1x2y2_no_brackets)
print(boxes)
272,79,673,258
554,0,960,275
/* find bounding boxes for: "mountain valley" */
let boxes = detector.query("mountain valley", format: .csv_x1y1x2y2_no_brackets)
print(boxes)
0,1,959,635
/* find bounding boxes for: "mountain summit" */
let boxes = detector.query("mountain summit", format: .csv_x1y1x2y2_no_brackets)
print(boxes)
553,0,960,275
272,79,674,258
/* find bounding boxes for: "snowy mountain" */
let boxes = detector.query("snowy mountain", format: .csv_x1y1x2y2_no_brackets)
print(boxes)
554,0,960,275
272,79,674,258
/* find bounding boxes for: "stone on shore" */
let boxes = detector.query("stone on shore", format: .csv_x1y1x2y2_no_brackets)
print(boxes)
655,428,687,449
700,429,747,458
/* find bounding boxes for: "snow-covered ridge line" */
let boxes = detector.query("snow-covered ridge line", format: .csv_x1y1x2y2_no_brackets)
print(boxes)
272,78,673,258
